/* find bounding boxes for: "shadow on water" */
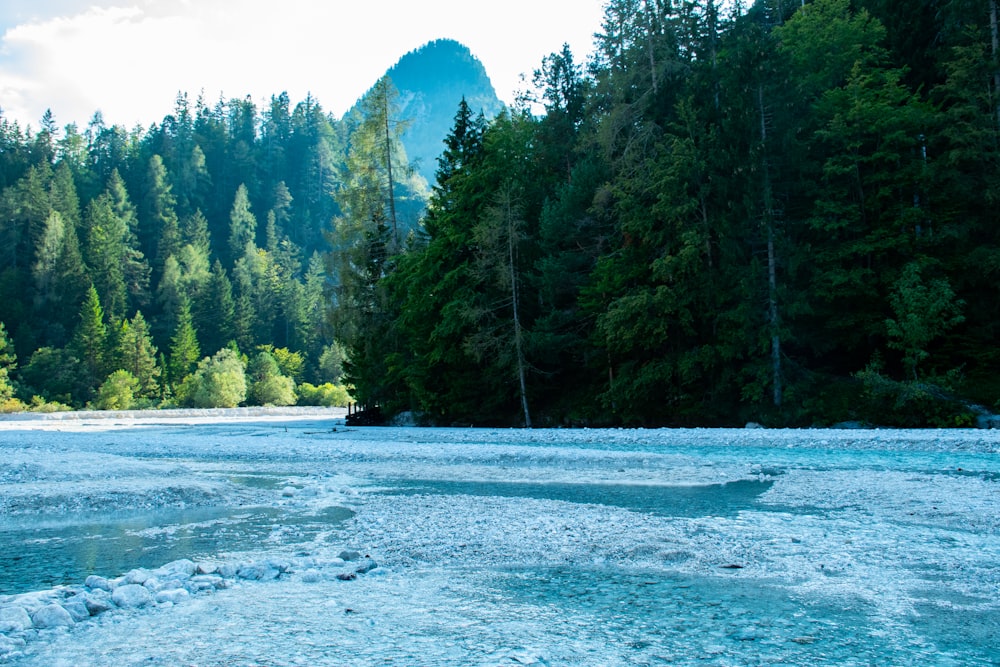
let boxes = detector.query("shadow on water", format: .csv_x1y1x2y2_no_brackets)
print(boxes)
381,479,773,518
0,505,353,595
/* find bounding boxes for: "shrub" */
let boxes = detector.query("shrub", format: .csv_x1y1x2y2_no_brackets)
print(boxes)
95,370,140,410
177,348,247,408
297,382,352,407
246,350,296,406
0,397,26,413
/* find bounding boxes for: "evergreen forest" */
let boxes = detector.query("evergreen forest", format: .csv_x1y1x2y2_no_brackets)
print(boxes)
1,0,999,427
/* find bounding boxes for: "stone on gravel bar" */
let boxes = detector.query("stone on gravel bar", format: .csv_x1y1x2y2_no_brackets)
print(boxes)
0,605,32,633
60,598,91,622
111,584,153,609
153,559,197,579
155,589,190,604
84,575,112,592
30,604,74,629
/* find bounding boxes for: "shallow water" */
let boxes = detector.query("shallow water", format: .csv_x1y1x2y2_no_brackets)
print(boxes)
381,478,774,517
0,504,353,595
1,420,998,666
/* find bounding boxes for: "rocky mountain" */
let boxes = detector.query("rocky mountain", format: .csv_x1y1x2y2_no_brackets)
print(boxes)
381,39,505,186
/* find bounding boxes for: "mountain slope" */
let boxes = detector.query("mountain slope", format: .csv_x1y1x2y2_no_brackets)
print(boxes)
384,39,504,185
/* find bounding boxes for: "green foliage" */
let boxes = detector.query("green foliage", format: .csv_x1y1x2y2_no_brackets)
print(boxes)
1,12,997,426
95,369,140,410
316,343,346,384
0,321,16,402
177,348,247,408
297,382,352,407
168,299,200,388
246,349,296,406
21,346,86,406
885,263,965,380
114,311,160,399
855,366,976,428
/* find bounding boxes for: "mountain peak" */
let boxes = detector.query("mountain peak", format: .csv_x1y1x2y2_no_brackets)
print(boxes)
385,39,504,184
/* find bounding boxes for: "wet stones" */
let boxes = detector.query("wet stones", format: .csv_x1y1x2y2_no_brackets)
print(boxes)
0,606,31,633
30,604,74,629
0,550,379,660
111,584,154,609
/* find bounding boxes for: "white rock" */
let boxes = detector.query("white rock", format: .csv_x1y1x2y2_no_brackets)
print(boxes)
153,559,197,579
123,568,152,585
84,575,112,592
0,605,32,633
61,599,91,622
0,634,27,655
186,575,227,592
300,569,322,583
31,604,74,629
196,562,219,575
237,562,279,580
216,562,238,578
111,584,153,609
80,591,113,615
281,486,297,497
155,589,190,604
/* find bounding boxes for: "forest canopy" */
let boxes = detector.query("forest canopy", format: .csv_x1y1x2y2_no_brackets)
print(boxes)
1,0,998,427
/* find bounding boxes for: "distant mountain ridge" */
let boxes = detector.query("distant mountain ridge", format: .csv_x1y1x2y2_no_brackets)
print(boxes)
380,39,504,185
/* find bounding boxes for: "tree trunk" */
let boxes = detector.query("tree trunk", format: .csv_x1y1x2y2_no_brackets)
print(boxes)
758,85,782,409
991,0,1000,132
506,195,532,428
381,81,399,247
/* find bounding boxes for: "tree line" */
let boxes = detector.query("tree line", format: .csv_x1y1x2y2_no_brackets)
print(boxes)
340,0,1000,427
2,0,998,426
0,83,424,410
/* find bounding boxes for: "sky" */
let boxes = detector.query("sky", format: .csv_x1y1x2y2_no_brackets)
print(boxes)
0,0,607,131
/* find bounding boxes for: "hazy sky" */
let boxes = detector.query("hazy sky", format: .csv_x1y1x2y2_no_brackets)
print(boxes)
0,0,607,131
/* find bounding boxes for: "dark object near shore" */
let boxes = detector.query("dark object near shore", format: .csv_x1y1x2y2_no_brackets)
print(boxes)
346,405,383,426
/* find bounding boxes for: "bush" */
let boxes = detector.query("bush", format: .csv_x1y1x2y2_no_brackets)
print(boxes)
297,382,352,407
855,367,976,428
246,350,296,406
0,397,26,413
95,370,140,410
177,348,247,408
28,395,72,413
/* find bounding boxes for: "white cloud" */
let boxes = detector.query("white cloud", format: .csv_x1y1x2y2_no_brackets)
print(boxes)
0,0,604,130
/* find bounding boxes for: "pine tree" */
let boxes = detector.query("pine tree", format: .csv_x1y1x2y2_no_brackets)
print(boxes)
71,285,108,391
228,183,257,262
114,311,160,400
168,298,201,389
0,321,17,402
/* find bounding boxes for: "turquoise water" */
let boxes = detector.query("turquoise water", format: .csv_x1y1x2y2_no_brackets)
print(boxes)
382,478,774,517
0,505,353,595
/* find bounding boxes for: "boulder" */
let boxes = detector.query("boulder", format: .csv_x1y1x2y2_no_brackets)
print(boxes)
186,575,227,592
237,562,279,581
31,604,74,629
84,575,112,592
153,559,197,580
111,584,153,609
355,558,378,575
0,605,32,633
155,589,190,605
81,591,113,615
60,598,91,622
122,568,152,585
